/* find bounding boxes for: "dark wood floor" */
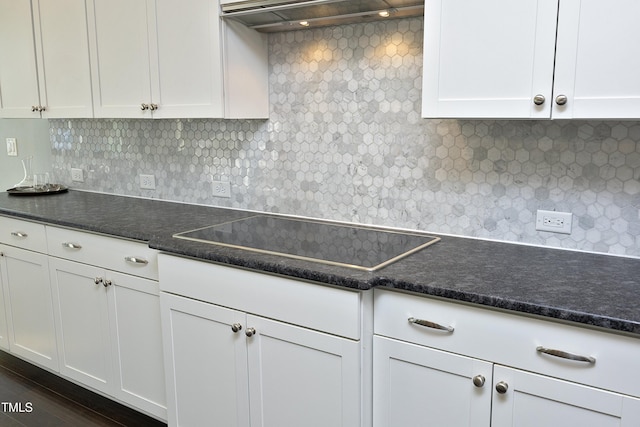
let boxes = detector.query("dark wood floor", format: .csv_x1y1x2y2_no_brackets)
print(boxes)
0,351,166,427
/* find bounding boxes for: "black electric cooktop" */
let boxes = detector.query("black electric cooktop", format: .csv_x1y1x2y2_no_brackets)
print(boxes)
173,215,440,271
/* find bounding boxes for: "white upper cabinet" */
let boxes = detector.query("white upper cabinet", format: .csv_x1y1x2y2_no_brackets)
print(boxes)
88,0,268,119
422,0,640,119
0,0,93,118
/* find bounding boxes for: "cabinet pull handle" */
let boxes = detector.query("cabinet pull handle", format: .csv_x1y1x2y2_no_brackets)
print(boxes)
495,381,508,394
555,94,568,106
231,323,243,333
11,231,28,238
141,103,149,111
149,103,158,111
533,94,545,105
472,375,485,388
536,346,595,364
245,327,256,337
408,317,454,333
103,279,112,288
124,256,148,265
94,277,103,285
32,105,39,112
62,242,82,250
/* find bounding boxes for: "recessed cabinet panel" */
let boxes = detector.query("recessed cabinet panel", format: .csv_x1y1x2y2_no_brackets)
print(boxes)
151,0,224,118
1,245,58,370
553,0,640,119
0,0,41,118
422,0,558,119
373,335,492,427
88,0,153,118
423,0,640,119
35,0,94,118
492,366,640,427
247,315,361,427
50,258,113,394
160,293,250,427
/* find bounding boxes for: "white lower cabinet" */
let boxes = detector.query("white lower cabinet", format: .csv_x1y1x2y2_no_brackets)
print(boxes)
373,289,640,427
159,254,368,427
46,228,166,421
373,335,492,426
0,244,58,370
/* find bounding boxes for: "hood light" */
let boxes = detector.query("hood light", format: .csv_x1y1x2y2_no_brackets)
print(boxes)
299,20,310,26
378,10,390,17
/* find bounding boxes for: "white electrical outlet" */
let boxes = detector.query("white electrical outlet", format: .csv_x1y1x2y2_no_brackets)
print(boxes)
536,210,572,234
71,168,84,182
140,174,156,190
212,181,231,198
6,138,18,156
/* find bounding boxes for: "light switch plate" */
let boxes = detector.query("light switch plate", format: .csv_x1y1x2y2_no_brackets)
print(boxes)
6,138,17,156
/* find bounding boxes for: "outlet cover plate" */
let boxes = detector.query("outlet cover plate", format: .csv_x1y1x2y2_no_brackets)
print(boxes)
212,181,231,198
71,168,84,182
140,174,156,190
6,138,17,156
536,210,572,234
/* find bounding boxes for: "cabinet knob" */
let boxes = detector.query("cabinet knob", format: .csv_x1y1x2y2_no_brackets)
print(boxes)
555,94,568,106
231,323,243,333
533,94,545,105
472,375,485,388
140,103,149,111
245,327,256,337
94,277,103,285
495,381,508,394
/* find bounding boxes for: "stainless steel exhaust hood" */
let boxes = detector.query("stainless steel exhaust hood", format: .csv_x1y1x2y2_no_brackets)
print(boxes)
221,0,424,33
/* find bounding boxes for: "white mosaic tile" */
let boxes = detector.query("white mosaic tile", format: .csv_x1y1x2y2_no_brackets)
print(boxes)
50,17,640,257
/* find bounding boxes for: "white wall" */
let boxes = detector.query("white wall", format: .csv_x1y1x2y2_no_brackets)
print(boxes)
0,119,51,190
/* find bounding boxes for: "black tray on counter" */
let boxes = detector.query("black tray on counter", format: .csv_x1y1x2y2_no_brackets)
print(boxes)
7,185,68,196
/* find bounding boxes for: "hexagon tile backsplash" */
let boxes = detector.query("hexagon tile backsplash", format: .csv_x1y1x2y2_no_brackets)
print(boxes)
50,18,640,257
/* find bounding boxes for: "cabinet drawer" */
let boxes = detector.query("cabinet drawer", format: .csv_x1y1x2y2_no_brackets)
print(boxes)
0,216,47,253
374,289,640,397
159,254,363,339
46,226,158,280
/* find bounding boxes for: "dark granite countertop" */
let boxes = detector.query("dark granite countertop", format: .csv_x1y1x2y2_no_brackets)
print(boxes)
1,190,639,336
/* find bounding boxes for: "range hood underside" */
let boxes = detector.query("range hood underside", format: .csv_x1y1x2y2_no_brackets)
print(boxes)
221,0,425,33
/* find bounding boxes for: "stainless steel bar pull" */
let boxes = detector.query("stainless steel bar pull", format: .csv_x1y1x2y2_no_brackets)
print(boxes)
536,346,596,364
62,242,82,250
408,317,454,333
11,231,28,238
124,256,149,265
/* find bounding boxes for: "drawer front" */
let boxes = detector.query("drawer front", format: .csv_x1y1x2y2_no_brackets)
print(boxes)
46,226,158,280
374,289,640,398
159,254,363,339
0,216,47,253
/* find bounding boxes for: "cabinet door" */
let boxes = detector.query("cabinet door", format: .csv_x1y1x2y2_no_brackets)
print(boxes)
33,0,94,118
87,0,153,118
49,258,113,394
0,0,41,118
0,251,9,351
108,271,166,420
553,0,640,119
492,365,640,427
160,292,250,427
0,245,58,370
246,315,361,427
373,335,492,427
151,0,224,118
422,0,558,119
